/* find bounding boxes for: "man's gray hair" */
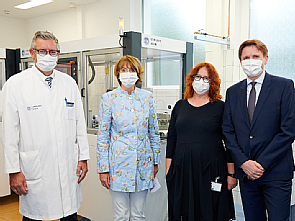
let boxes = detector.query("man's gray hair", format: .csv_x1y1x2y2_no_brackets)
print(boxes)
31,30,60,50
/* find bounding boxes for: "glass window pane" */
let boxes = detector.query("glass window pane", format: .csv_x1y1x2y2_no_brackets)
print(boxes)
143,0,206,66
146,56,181,87
0,60,4,90
88,60,107,129
249,0,295,81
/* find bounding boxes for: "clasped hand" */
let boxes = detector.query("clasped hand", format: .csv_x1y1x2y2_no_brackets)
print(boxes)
241,160,265,180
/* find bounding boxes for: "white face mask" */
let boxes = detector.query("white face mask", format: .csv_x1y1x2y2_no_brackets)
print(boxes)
192,79,209,95
119,72,138,88
241,59,263,77
36,54,58,72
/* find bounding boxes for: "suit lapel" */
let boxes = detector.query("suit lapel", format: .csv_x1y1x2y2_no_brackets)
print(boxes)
251,72,271,128
239,80,251,128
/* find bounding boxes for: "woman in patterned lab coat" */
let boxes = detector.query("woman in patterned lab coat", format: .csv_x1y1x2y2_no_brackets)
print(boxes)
97,55,161,221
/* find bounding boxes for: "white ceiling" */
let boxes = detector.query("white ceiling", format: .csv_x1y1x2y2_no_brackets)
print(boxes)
0,0,101,20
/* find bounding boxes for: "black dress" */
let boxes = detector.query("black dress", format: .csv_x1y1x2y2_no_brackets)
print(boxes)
166,99,235,221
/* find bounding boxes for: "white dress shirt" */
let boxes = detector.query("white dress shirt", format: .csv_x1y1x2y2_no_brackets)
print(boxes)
246,70,266,107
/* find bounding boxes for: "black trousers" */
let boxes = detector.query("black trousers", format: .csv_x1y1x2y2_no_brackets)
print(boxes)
23,212,78,221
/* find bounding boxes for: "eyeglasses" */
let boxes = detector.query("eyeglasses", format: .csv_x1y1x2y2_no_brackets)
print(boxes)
120,67,136,73
193,75,211,83
33,48,60,57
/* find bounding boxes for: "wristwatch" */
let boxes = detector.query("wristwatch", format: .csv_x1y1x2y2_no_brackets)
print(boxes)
227,173,235,178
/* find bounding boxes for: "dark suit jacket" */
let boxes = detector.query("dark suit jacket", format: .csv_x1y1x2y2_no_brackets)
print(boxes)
222,72,295,181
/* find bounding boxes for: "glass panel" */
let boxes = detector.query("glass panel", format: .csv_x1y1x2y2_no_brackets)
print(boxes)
111,63,120,88
146,57,181,86
142,48,182,87
0,60,4,90
249,0,295,81
86,51,122,129
143,0,206,66
142,50,182,114
88,62,107,129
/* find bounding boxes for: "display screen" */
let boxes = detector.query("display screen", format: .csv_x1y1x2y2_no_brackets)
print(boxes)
55,63,71,76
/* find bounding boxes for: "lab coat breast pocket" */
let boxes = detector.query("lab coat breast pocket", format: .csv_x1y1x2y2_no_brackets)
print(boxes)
20,150,42,181
65,102,75,120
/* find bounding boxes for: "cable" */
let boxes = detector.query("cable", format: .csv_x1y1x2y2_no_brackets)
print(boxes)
119,36,125,48
88,56,96,85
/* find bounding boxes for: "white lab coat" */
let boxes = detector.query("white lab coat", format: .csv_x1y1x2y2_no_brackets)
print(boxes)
2,66,90,220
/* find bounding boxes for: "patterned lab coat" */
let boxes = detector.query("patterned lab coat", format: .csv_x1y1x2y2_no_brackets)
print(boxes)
97,86,161,192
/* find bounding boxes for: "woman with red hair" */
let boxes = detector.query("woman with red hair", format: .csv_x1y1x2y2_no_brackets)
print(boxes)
166,62,236,221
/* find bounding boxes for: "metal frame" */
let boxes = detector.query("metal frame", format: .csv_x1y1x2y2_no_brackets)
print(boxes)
82,48,122,131
0,59,5,90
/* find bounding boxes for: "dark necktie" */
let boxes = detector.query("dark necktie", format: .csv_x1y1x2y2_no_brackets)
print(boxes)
45,77,53,88
248,81,256,124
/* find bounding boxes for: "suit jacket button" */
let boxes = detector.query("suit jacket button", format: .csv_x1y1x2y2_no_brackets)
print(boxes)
250,136,253,139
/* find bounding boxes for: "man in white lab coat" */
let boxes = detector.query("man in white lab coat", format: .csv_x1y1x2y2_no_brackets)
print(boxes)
2,31,90,221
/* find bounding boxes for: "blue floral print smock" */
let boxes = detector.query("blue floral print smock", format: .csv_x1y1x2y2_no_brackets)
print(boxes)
97,86,161,192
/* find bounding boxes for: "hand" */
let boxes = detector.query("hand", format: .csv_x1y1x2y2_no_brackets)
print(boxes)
9,172,28,196
154,165,159,178
165,169,169,179
165,158,172,179
76,160,88,184
100,173,110,189
241,160,265,180
227,176,237,190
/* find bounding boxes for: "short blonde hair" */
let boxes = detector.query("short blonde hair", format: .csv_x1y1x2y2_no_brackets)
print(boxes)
114,55,143,85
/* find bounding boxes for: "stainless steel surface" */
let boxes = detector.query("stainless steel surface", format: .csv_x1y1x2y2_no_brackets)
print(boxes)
157,113,171,131
87,128,98,134
145,141,168,221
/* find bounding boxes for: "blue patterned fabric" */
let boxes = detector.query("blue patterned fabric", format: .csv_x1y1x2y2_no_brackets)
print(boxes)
97,86,161,192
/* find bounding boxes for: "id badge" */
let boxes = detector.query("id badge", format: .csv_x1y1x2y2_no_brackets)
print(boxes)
211,176,222,192
66,102,75,120
211,182,222,192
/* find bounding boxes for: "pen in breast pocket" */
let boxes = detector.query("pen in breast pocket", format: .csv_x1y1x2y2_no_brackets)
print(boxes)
65,97,67,104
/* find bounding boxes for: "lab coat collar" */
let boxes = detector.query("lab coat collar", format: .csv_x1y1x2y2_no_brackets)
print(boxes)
32,65,56,82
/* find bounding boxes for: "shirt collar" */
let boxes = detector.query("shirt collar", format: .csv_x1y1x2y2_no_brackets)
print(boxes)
247,69,265,85
118,85,137,95
32,65,55,81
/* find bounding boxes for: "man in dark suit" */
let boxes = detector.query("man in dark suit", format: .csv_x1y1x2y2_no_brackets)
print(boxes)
222,39,295,221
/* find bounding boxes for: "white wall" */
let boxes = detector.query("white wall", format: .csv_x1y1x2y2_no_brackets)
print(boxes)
0,0,142,49
25,8,79,46
0,15,26,48
24,0,143,47
205,0,250,99
205,0,250,207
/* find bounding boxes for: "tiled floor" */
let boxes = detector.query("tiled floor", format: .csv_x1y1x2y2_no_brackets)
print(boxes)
0,194,84,221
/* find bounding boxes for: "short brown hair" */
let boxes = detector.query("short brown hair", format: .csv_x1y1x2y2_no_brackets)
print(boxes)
238,39,268,61
114,55,143,85
184,62,222,103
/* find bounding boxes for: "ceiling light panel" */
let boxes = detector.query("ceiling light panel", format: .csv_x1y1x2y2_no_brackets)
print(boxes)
15,0,53,10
